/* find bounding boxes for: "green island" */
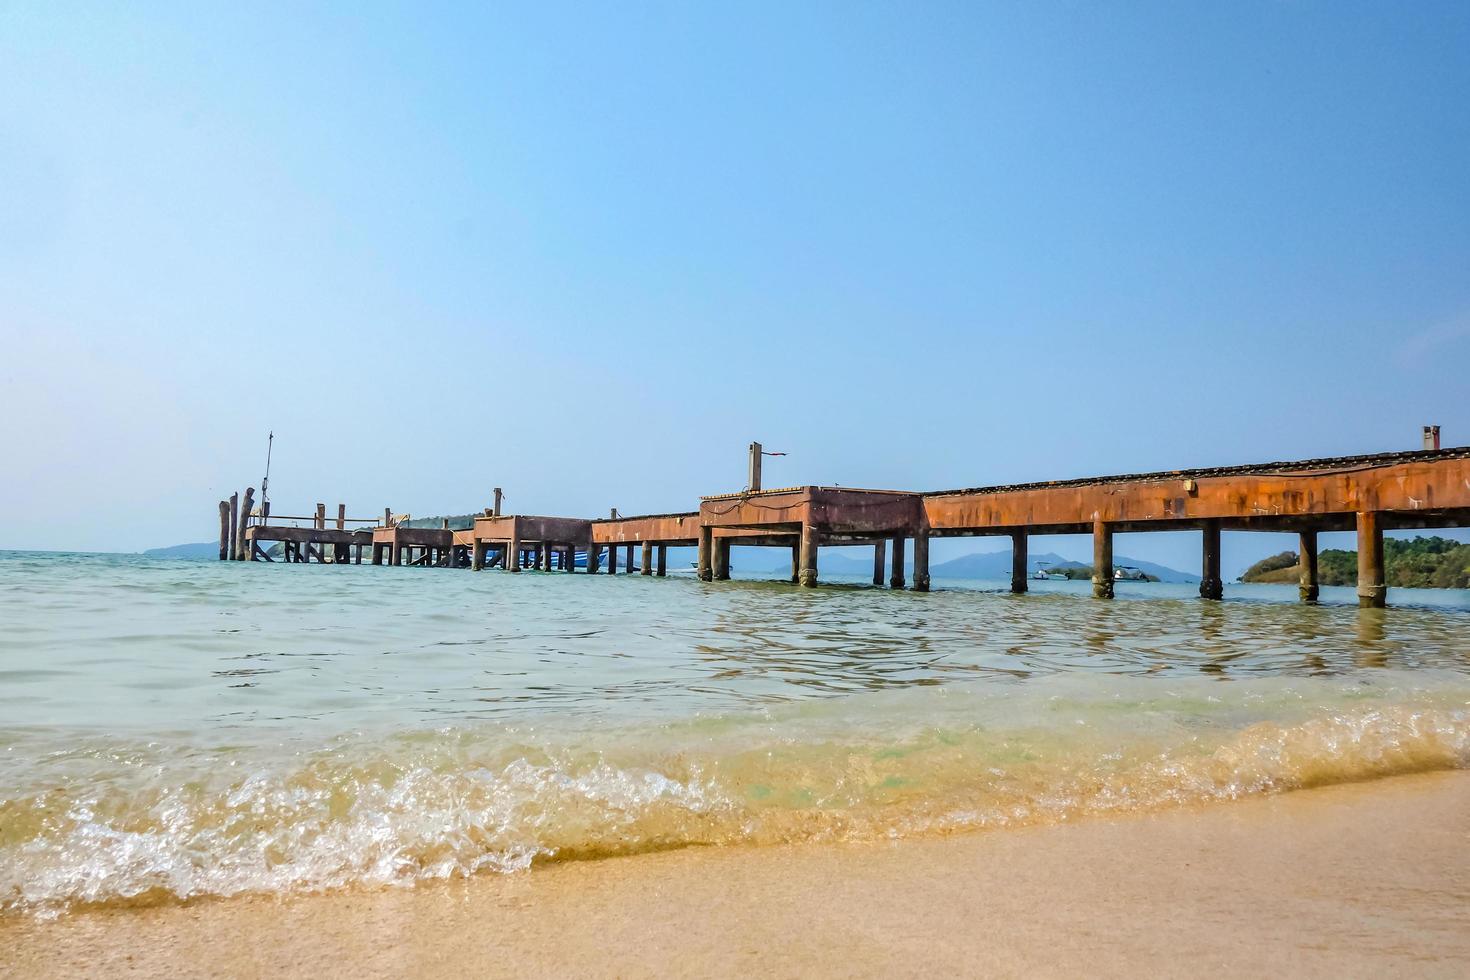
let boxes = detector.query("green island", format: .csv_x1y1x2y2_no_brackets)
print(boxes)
1241,536,1470,589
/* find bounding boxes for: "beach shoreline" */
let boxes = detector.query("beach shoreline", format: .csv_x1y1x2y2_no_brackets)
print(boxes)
6,770,1468,978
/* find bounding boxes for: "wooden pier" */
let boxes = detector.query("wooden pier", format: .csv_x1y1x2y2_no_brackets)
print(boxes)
220,444,1470,608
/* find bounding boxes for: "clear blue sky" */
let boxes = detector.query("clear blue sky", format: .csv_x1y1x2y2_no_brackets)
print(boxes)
3,2,1468,576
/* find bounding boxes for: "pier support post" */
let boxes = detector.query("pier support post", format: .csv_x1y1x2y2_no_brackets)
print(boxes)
472,541,487,571
608,543,619,574
1092,520,1114,599
889,537,905,589
1298,531,1319,603
1356,511,1386,608
713,538,731,581
697,527,713,581
625,545,634,574
913,530,930,592
790,544,800,584
228,492,239,561
799,523,819,587
391,541,403,567
315,503,326,530
872,540,886,586
641,541,653,576
372,543,384,565
1011,530,1028,594
657,544,667,577
507,534,521,572
337,504,346,531
588,544,601,574
218,501,230,560
1200,519,1223,600
235,488,254,561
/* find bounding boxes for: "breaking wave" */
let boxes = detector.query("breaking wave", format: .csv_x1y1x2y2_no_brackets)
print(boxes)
4,672,1468,917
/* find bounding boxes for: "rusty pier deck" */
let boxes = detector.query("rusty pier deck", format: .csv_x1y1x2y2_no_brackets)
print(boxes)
220,446,1470,607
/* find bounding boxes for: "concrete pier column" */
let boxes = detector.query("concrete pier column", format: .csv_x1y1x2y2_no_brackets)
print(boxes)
1200,519,1224,600
790,543,800,584
872,540,886,586
372,543,384,565
1356,511,1386,608
913,531,930,592
799,523,819,587
1091,520,1114,599
337,504,346,531
1298,531,1319,603
391,541,403,567
507,534,521,573
889,537,905,589
625,545,635,574
641,541,653,576
608,543,619,574
588,544,601,574
472,541,487,571
713,538,731,580
657,544,667,577
1010,530,1028,594
697,527,713,581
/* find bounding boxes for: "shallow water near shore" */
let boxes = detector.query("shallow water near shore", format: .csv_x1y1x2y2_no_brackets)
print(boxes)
3,550,1470,916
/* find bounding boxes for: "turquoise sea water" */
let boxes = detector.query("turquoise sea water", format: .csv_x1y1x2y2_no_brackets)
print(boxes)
3,551,1469,915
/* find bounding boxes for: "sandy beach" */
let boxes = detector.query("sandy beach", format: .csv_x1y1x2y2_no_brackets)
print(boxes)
6,770,1468,979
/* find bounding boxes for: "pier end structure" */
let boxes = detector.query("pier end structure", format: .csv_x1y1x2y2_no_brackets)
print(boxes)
471,514,593,572
697,487,929,589
592,512,703,577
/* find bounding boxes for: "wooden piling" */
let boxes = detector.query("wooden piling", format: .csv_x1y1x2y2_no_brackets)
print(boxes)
790,543,799,584
338,505,346,531
1200,519,1223,600
912,530,930,592
872,540,886,586
315,503,326,530
235,488,254,561
798,523,818,587
493,488,503,517
625,544,634,574
889,536,905,589
608,542,619,574
1010,530,1027,594
507,533,521,573
1092,520,1113,599
697,527,713,581
228,492,239,561
588,544,601,574
657,544,667,577
641,541,653,576
218,501,230,560
1356,511,1386,608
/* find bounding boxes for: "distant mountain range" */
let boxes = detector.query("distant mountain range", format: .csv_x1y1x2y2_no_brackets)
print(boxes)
768,548,1198,583
143,542,217,559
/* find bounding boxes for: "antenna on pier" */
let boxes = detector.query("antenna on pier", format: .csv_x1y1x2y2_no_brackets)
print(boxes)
260,431,274,507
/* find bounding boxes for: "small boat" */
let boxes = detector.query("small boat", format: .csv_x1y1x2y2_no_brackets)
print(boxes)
1031,562,1066,581
1114,565,1150,582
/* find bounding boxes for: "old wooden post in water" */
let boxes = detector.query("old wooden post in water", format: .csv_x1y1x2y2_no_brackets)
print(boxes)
228,492,239,561
235,488,255,561
218,501,230,560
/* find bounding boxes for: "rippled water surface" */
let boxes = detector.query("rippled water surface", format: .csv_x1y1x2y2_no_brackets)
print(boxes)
3,551,1470,915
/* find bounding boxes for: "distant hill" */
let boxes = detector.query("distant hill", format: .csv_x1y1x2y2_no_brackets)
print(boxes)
143,542,217,560
1241,537,1470,589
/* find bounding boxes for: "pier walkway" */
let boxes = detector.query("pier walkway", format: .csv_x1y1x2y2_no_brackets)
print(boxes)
221,445,1470,608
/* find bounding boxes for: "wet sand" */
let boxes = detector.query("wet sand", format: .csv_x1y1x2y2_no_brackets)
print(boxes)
6,771,1469,979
